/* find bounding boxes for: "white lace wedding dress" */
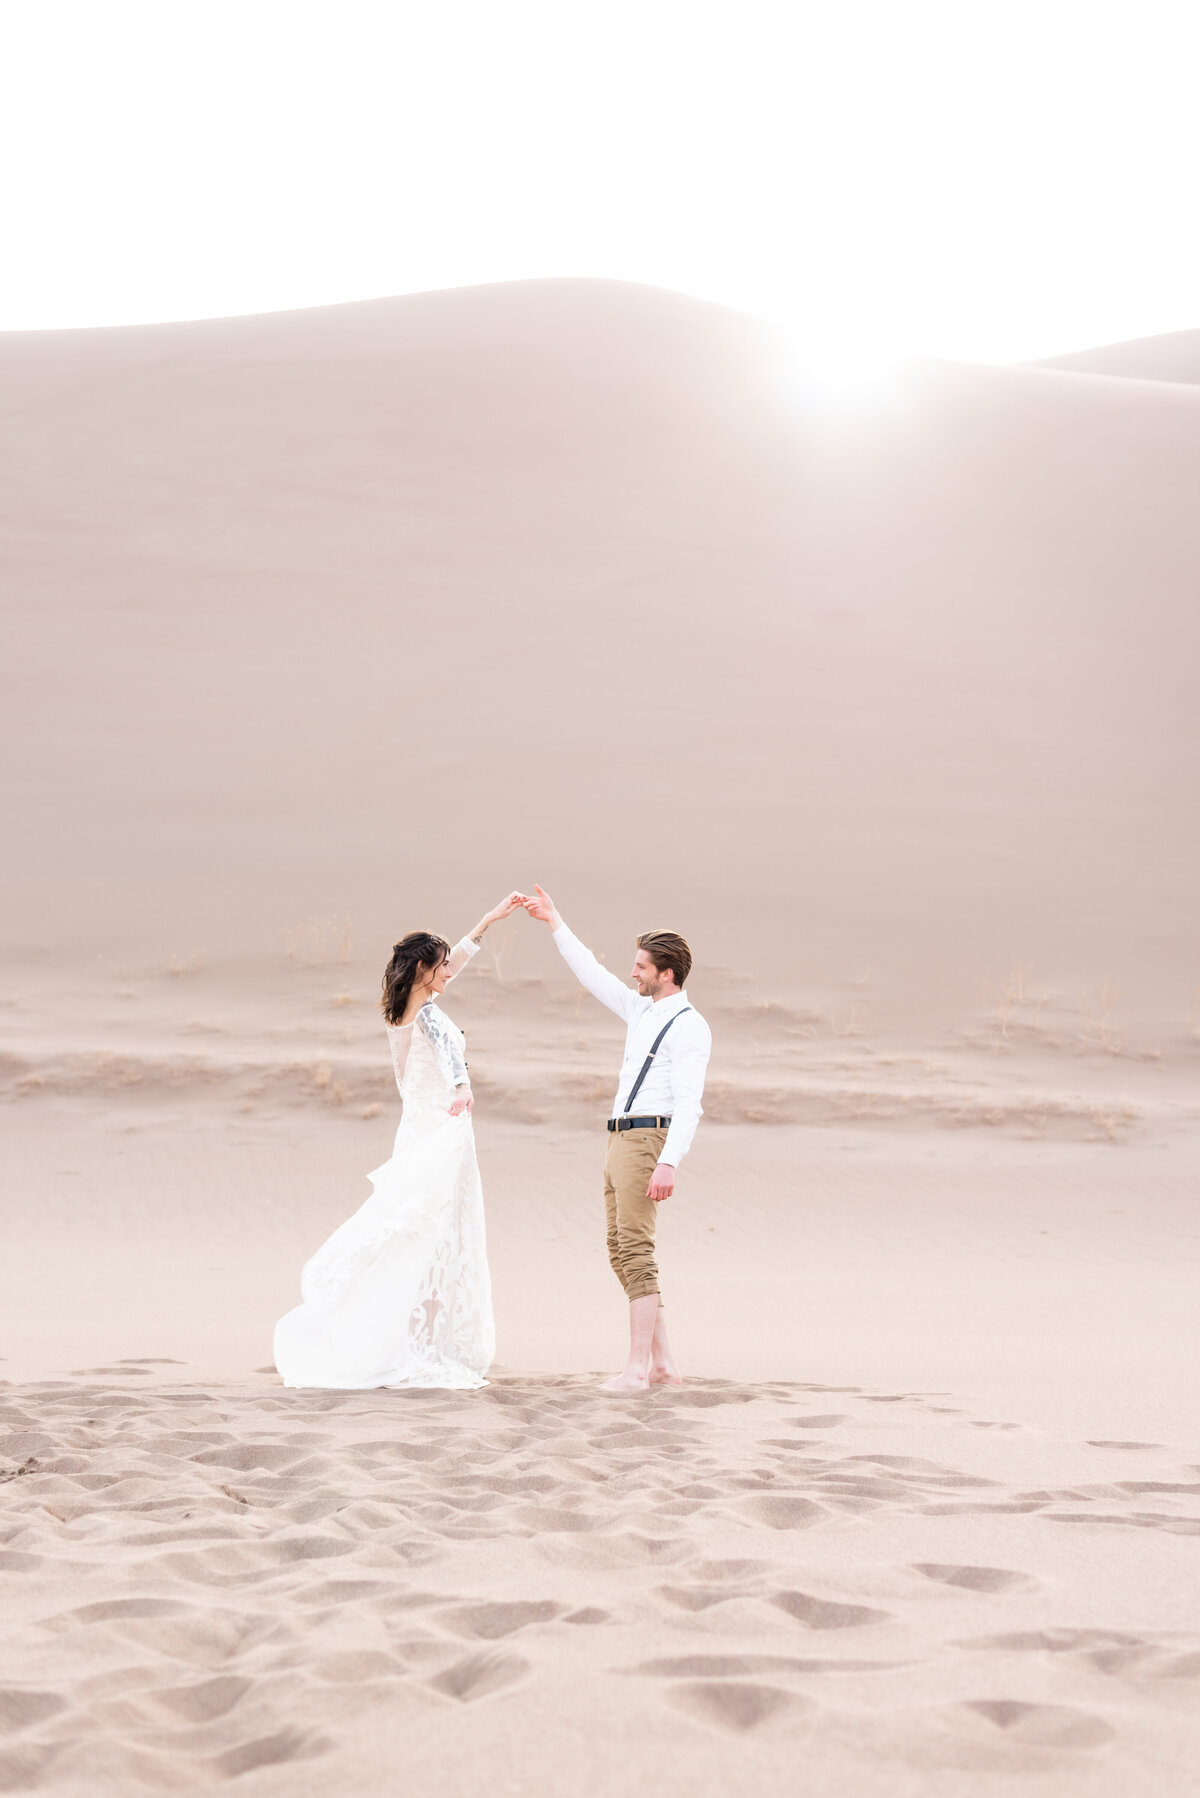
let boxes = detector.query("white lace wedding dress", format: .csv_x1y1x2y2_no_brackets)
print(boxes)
274,938,495,1390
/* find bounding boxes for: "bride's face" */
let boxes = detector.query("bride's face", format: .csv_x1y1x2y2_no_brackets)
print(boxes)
422,951,451,998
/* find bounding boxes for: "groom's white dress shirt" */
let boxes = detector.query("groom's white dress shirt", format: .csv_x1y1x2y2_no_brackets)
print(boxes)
552,924,712,1169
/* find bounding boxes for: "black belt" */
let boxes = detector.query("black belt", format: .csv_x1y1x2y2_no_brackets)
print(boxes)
608,1115,671,1132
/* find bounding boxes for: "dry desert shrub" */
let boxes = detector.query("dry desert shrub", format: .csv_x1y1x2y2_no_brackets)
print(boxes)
828,1003,866,1039
989,966,1053,1043
166,951,204,978
480,914,522,984
1079,977,1124,1054
1088,1101,1137,1142
718,997,863,1042
976,968,1131,1057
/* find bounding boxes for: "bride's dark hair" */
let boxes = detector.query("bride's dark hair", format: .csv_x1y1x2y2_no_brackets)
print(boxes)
381,931,451,1026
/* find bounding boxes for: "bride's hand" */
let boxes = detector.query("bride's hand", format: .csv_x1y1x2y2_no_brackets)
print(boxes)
448,1087,474,1117
487,891,527,923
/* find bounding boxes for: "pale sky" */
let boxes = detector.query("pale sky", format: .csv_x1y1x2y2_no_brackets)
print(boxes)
2,0,1197,363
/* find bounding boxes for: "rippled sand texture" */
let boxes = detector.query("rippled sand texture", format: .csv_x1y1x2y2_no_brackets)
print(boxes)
2,1374,1198,1796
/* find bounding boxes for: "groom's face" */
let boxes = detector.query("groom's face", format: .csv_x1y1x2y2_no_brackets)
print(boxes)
631,948,675,999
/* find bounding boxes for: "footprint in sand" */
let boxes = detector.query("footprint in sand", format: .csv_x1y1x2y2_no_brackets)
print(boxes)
190,1442,330,1474
694,1559,774,1580
913,1563,1035,1593
740,1496,824,1530
155,1536,355,1590
666,1681,810,1733
866,1696,1118,1771
0,1688,69,1733
429,1650,530,1702
657,1585,743,1612
963,1699,1115,1750
435,1600,563,1640
55,1603,278,1669
968,1627,1200,1679
771,1591,891,1630
142,1674,251,1723
962,1626,1154,1673
208,1726,332,1781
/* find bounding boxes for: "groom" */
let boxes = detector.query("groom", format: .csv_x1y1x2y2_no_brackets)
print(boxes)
523,886,712,1392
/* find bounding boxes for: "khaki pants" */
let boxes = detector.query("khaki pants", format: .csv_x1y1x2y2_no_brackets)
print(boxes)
603,1125,668,1304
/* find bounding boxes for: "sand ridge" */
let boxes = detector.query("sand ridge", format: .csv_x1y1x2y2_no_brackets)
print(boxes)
2,1371,1198,1794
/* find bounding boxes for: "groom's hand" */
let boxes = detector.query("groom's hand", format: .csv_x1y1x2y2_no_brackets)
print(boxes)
523,885,562,930
648,1163,675,1203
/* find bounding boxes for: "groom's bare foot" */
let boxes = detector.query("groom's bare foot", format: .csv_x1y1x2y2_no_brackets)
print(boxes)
600,1369,651,1393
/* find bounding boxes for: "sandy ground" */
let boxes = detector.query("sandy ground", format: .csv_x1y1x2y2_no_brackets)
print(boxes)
4,1367,1198,1798
3,1098,1200,1795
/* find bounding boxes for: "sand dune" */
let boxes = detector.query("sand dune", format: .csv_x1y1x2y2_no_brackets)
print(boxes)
2,280,1198,1040
1031,326,1200,385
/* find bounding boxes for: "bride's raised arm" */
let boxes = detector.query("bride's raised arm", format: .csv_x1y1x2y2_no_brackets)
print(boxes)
445,892,528,981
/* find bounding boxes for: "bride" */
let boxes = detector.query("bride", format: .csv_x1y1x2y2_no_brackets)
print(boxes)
274,892,526,1391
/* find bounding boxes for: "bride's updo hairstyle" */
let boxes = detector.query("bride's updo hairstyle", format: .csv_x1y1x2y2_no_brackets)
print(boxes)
381,931,451,1026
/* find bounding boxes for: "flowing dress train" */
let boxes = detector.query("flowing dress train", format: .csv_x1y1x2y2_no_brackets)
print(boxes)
273,938,494,1389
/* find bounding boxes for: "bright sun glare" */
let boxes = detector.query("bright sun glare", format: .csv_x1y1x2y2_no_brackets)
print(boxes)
783,333,910,416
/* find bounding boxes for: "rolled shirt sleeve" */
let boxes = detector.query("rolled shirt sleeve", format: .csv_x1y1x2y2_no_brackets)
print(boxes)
660,1013,712,1168
552,924,639,1021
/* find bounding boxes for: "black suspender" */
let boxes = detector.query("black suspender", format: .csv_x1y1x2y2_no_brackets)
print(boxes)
622,1007,692,1115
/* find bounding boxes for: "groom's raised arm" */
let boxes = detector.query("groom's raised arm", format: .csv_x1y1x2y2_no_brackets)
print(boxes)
525,886,638,1021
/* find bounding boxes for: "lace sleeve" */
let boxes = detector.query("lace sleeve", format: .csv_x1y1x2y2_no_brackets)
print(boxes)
418,1004,469,1087
444,936,481,984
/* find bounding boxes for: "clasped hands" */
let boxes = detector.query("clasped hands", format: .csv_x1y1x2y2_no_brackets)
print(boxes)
477,887,561,929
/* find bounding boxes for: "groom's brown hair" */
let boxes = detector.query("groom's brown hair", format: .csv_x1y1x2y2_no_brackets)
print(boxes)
637,930,692,988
